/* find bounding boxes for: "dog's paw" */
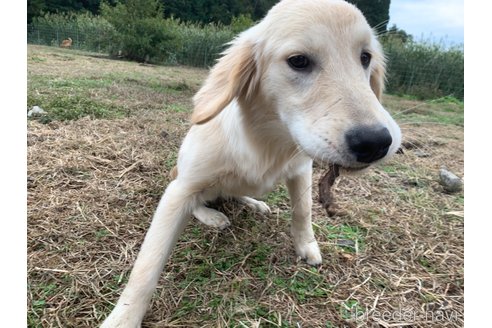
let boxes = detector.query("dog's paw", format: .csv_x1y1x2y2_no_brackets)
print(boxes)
205,211,231,230
239,197,272,215
193,206,231,229
295,240,322,266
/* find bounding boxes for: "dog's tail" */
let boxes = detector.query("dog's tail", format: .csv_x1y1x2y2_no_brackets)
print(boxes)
101,180,196,327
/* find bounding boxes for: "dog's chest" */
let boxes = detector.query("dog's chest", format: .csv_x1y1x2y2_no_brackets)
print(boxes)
221,154,311,197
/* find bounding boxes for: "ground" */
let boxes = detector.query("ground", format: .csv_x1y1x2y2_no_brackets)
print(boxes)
27,45,464,328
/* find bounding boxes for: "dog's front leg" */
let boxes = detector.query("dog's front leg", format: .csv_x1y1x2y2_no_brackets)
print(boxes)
101,180,194,328
286,164,322,266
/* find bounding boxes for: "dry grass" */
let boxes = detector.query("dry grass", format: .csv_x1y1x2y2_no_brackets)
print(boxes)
27,45,464,328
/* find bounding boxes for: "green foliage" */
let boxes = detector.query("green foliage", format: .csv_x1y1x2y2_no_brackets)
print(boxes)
28,0,389,32
347,0,390,32
27,0,45,24
161,0,277,25
381,24,414,44
28,0,278,26
101,0,179,63
27,0,105,23
27,11,115,52
382,37,464,100
27,1,464,101
167,20,234,67
230,14,255,34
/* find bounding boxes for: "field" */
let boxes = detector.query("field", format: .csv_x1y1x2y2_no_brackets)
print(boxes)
27,45,464,327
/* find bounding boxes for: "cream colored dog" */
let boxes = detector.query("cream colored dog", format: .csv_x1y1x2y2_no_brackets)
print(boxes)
101,0,401,326
60,37,72,48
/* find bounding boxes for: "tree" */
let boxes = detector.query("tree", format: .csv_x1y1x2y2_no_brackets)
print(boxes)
28,0,279,24
27,0,115,23
346,0,391,33
159,0,278,25
28,0,46,23
383,24,413,44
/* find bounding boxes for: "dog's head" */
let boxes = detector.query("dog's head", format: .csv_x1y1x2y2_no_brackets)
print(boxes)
192,0,401,170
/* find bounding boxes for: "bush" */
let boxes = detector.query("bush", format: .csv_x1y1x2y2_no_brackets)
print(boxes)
167,20,234,67
381,35,464,100
230,14,255,34
101,0,179,63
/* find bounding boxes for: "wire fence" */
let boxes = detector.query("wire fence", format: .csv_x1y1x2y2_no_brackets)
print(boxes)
383,40,464,100
27,25,113,54
27,25,464,100
27,24,232,67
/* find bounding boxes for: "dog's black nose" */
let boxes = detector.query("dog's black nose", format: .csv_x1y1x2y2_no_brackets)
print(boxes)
345,126,392,163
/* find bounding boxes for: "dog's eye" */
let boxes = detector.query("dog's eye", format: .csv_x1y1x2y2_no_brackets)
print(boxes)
288,55,311,71
360,51,372,68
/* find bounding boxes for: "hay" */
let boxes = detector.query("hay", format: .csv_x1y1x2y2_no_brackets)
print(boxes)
27,118,464,328
27,113,186,326
27,46,463,328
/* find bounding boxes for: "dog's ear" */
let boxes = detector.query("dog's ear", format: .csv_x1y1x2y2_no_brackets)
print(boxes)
370,56,386,101
191,40,258,125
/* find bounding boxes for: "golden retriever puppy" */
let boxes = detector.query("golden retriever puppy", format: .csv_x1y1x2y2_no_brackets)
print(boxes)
101,0,401,326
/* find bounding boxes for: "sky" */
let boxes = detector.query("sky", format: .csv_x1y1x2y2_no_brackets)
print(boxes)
388,0,464,46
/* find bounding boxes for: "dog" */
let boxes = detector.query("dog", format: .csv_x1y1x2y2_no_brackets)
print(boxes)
60,37,72,48
101,0,401,326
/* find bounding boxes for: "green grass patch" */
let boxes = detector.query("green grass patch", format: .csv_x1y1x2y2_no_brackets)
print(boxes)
29,56,46,63
454,195,464,205
144,80,193,95
379,163,408,176
389,95,464,126
164,103,190,113
28,73,129,122
398,111,463,126
48,77,115,89
28,65,197,123
28,94,126,122
339,299,365,321
267,185,291,220
172,297,205,319
99,274,130,296
315,224,366,253
28,282,60,327
273,268,331,302
95,229,110,239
